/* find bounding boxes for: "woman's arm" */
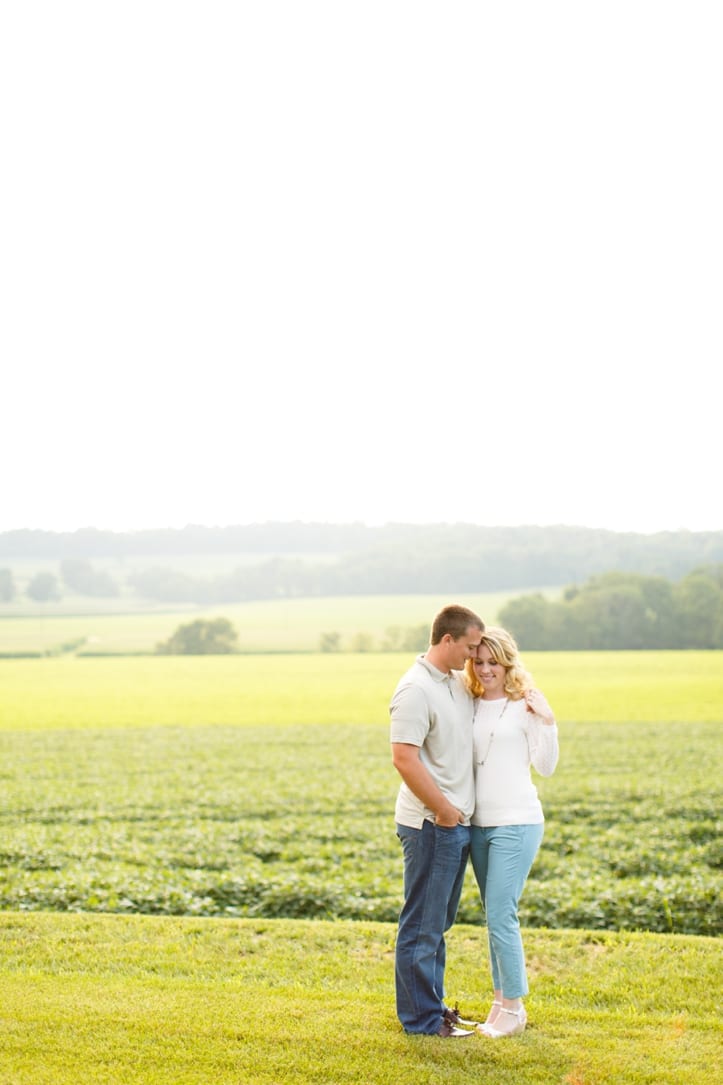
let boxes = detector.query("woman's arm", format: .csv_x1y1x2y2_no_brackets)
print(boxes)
524,688,559,776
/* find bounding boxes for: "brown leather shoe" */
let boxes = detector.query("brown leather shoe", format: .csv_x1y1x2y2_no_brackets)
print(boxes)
443,1003,480,1028
438,1020,475,1038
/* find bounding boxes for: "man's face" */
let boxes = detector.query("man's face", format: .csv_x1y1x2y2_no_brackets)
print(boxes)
446,626,483,671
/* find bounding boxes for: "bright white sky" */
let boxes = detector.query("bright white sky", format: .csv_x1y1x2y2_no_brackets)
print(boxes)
2,2,720,536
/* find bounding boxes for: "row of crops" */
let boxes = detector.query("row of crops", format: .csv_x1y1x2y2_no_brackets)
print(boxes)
1,719,719,935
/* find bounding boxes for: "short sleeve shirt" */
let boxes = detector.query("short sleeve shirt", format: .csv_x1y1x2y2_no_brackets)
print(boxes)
390,654,475,828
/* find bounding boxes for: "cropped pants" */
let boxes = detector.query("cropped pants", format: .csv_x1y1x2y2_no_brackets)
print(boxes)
469,822,544,999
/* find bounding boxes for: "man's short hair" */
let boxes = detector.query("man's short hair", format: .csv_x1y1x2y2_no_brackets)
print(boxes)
430,604,485,645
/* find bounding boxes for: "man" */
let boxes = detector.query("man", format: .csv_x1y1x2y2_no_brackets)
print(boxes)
390,603,485,1037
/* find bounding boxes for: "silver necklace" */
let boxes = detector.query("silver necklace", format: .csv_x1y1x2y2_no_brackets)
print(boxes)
474,698,509,765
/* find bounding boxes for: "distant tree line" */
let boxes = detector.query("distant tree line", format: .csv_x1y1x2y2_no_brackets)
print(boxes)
0,568,17,601
0,523,373,558
311,566,723,651
0,559,119,602
318,624,430,654
499,565,723,649
156,565,723,653
3,524,721,602
1,523,721,589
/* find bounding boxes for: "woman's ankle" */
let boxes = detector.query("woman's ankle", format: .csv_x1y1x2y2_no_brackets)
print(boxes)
485,999,502,1025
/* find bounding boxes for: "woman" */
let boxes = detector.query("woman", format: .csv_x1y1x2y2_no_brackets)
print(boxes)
463,626,559,1038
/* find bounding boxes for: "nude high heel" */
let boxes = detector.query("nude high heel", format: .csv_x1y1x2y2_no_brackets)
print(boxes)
479,1004,527,1038
476,1000,502,1033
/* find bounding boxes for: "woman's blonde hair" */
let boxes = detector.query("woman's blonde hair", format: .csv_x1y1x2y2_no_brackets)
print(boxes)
463,625,533,700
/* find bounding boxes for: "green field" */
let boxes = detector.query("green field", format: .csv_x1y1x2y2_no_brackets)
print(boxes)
1,648,721,1083
0,652,720,935
0,591,551,654
1,650,720,730
1,912,719,1085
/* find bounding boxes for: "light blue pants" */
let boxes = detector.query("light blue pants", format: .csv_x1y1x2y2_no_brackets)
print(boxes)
469,823,544,999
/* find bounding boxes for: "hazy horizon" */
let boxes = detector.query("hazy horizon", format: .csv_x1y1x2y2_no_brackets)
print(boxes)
0,518,719,538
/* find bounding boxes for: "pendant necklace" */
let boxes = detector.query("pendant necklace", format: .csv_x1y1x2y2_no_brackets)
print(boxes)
474,698,509,765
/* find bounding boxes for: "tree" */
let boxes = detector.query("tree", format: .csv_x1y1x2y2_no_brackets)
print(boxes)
0,568,16,602
572,584,651,649
60,558,118,597
674,569,723,648
156,617,240,655
401,624,430,652
129,567,204,604
26,571,61,602
382,625,404,651
498,593,552,650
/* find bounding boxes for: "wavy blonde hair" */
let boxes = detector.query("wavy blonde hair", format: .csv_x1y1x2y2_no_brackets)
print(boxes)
463,625,533,700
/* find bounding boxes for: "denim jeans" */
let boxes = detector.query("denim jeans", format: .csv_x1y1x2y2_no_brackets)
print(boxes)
395,820,471,1034
469,822,544,999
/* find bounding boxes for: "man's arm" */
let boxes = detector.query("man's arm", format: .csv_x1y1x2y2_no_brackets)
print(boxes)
391,742,463,827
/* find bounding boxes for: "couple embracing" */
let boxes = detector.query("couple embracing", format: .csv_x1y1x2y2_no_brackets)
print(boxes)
390,604,558,1038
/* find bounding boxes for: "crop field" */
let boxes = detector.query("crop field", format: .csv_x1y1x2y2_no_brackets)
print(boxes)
1,652,720,936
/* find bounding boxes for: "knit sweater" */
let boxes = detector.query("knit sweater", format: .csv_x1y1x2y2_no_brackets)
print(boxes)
471,696,559,827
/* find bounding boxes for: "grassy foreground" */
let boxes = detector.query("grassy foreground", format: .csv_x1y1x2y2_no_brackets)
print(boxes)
0,912,720,1085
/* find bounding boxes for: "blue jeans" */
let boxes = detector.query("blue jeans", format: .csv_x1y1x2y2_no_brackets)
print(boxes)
469,823,544,999
395,820,471,1034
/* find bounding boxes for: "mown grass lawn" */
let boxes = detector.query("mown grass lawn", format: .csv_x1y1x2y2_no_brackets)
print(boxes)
1,912,720,1085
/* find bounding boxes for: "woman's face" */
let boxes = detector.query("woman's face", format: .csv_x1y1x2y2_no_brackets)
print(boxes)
473,643,507,697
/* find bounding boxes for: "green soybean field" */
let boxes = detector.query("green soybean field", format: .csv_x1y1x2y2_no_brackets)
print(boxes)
0,652,720,935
